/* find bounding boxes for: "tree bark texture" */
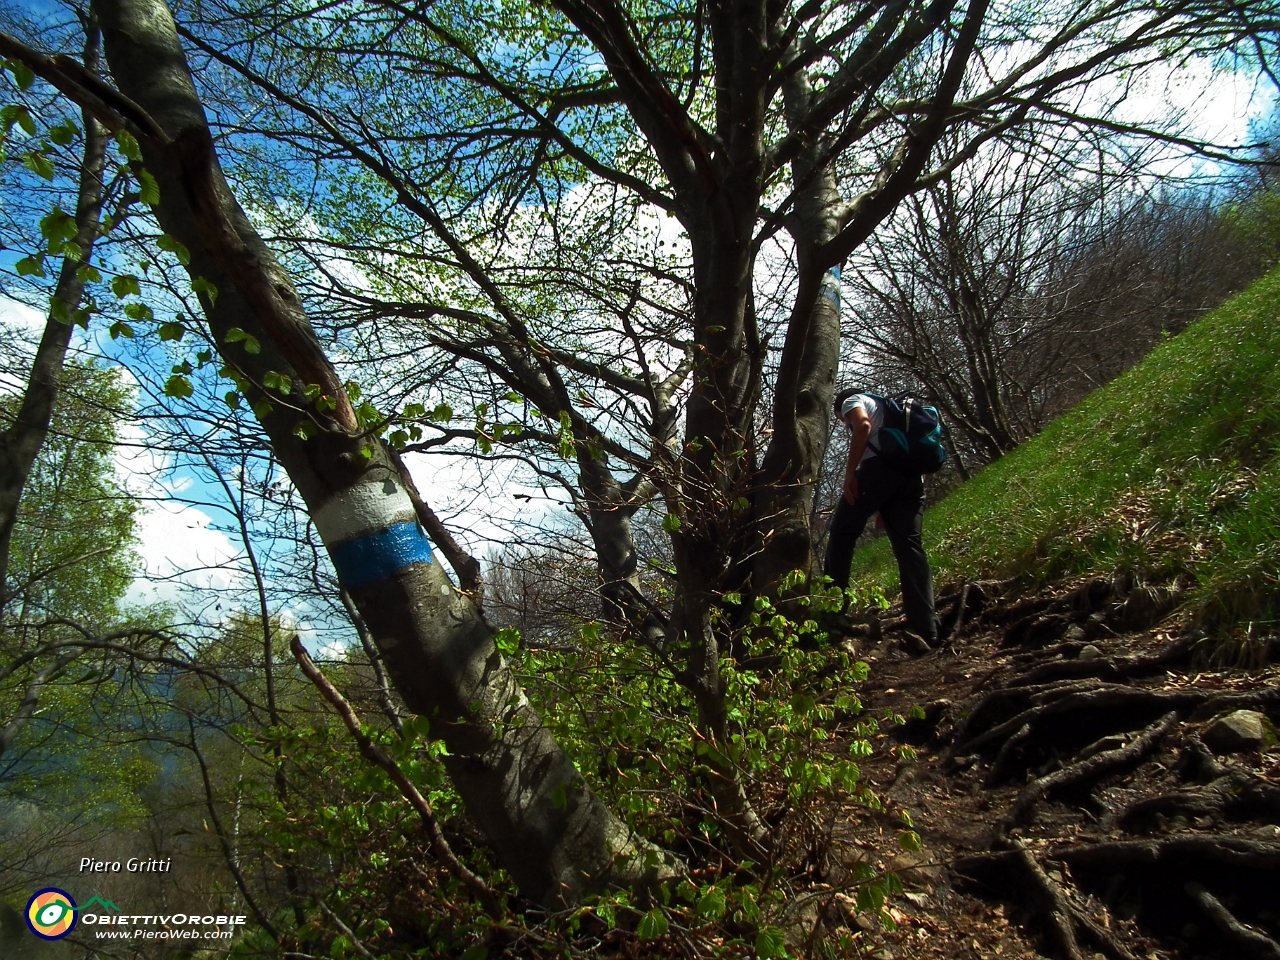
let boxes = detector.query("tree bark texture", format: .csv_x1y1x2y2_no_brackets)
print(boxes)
93,0,676,908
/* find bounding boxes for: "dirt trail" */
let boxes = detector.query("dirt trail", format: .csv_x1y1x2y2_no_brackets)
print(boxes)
818,577,1280,960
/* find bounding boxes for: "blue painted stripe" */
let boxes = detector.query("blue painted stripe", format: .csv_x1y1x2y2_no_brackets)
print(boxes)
329,522,434,589
821,265,842,307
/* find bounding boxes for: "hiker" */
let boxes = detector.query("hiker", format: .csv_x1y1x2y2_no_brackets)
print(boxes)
823,390,941,646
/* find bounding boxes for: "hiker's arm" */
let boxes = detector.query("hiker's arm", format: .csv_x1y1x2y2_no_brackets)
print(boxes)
843,408,871,504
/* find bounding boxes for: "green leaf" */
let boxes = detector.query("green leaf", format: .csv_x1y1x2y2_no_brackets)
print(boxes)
225,326,260,353
40,208,77,243
9,61,34,90
115,129,141,162
252,398,274,420
23,151,55,180
164,374,193,399
293,421,316,440
662,513,682,533
111,274,141,298
156,234,190,264
158,321,185,342
696,885,726,920
15,255,44,277
224,391,242,410
49,121,77,146
109,321,134,340
123,302,154,322
137,169,159,205
191,277,218,305
636,909,668,940
76,263,101,283
754,925,787,958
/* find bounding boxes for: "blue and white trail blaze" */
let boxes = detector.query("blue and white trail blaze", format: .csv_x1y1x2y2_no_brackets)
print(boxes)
821,265,842,309
314,481,434,589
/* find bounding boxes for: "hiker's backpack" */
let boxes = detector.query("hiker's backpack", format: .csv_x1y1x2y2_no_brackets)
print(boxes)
833,389,947,474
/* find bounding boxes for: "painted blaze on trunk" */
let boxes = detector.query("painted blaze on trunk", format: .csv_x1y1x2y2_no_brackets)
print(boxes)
93,0,678,908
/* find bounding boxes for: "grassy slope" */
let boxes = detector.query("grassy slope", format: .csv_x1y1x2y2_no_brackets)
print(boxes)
852,264,1280,632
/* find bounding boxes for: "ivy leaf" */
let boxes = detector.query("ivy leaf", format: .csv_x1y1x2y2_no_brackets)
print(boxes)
164,374,193,399
636,909,668,940
754,926,787,958
156,234,190,264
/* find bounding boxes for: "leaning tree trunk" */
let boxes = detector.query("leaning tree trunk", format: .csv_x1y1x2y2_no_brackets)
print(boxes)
91,0,675,908
0,26,108,614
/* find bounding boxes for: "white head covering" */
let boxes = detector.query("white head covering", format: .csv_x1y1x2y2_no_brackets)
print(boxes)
839,394,864,418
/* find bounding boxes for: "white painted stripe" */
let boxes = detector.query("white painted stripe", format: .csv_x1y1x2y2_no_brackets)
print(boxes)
313,481,418,546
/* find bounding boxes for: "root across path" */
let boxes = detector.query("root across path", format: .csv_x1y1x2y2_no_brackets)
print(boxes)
819,575,1280,960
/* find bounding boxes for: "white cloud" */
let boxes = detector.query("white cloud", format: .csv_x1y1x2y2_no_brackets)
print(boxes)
124,499,244,607
113,419,246,609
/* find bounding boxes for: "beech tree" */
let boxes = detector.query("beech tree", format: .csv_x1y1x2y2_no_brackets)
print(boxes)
172,0,1276,853
4,0,1273,905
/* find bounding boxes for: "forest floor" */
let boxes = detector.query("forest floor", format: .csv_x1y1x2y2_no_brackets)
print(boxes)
813,574,1280,960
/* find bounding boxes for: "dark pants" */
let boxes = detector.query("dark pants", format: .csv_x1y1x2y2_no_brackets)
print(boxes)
823,456,938,643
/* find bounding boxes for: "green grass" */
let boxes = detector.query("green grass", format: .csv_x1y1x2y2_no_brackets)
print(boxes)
851,264,1280,633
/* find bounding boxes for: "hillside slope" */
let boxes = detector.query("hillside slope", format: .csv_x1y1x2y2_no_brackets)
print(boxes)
855,263,1280,637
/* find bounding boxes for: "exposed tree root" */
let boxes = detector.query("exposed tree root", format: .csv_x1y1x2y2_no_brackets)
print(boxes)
866,576,1280,959
1004,711,1178,829
1007,632,1200,688
954,843,1137,960
1185,881,1280,960
952,678,1278,783
955,684,1200,766
1120,769,1280,832
1056,834,1280,870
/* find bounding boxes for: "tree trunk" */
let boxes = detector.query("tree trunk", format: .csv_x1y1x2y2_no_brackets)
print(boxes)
755,67,843,596
0,25,108,614
93,0,676,908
